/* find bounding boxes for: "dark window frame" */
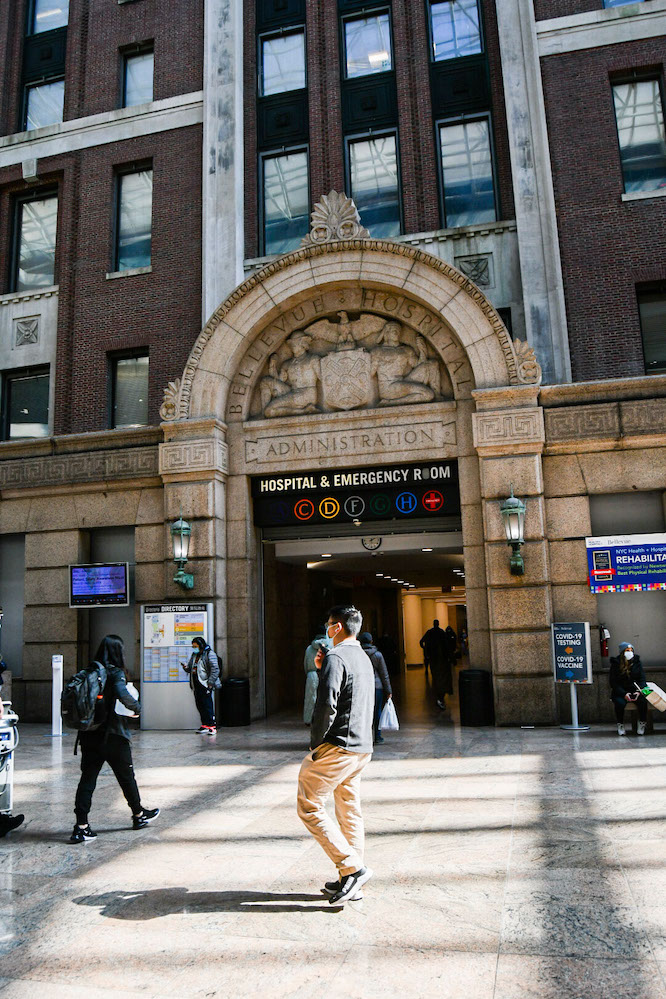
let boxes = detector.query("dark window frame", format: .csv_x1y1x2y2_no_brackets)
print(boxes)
344,127,403,237
1,364,50,441
435,110,499,230
258,144,310,256
108,349,150,430
10,187,59,293
637,281,666,377
112,160,154,273
120,41,155,109
257,26,307,98
610,69,666,195
340,6,394,82
426,0,485,65
22,75,65,131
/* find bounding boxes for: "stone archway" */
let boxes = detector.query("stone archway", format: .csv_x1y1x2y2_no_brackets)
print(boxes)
159,194,548,724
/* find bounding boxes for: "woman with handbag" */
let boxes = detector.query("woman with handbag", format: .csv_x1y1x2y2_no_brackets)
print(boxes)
182,636,221,734
610,641,648,736
359,632,392,744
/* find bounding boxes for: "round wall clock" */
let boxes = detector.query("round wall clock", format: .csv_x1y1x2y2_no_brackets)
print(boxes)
361,537,382,551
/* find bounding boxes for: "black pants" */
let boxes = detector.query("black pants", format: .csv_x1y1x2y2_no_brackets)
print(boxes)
74,731,141,824
193,677,216,727
613,695,648,723
374,688,384,740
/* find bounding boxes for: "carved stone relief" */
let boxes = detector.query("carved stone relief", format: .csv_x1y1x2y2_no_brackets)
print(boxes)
14,316,39,346
300,191,370,247
454,254,493,288
251,312,450,419
0,447,158,490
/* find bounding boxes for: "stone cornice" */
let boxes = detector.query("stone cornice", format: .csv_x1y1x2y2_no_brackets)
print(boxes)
544,397,666,451
0,425,161,462
540,374,666,408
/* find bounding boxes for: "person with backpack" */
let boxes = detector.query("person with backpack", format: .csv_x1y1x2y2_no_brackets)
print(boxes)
181,636,221,734
69,635,159,844
359,632,392,745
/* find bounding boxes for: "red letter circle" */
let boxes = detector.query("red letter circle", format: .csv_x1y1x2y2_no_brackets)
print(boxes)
294,498,315,520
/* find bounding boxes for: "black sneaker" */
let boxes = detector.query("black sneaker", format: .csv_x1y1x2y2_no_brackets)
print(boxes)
196,726,208,734
436,698,446,711
328,867,373,904
132,807,160,830
322,879,363,901
0,813,25,838
69,824,97,844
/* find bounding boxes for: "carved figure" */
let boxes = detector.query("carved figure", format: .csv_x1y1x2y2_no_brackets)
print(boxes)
513,337,543,386
260,332,321,418
301,191,370,247
370,322,436,406
160,378,181,422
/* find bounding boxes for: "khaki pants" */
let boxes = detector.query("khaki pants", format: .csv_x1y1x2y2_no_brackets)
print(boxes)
297,742,371,877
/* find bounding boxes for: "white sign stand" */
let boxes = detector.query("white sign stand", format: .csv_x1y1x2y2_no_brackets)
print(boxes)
51,654,63,738
560,681,590,732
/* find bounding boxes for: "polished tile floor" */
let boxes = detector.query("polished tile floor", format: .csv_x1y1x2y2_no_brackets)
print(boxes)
2,669,666,999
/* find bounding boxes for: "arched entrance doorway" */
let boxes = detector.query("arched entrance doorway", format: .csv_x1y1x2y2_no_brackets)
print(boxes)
159,194,547,724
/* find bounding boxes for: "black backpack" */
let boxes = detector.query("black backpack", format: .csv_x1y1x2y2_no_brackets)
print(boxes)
61,661,108,739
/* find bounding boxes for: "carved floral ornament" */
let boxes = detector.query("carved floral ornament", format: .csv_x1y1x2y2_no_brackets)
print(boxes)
159,192,542,422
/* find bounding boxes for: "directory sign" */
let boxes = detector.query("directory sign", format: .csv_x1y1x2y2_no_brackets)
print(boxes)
69,563,129,607
586,533,666,594
551,622,593,684
252,461,460,527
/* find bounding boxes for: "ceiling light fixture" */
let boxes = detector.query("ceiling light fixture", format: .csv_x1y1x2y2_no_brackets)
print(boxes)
321,554,332,558
421,547,433,552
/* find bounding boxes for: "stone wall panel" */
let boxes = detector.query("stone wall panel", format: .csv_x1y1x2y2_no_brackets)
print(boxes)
480,453,544,499
494,676,557,725
492,630,553,677
488,585,552,631
485,540,550,587
545,495,591,539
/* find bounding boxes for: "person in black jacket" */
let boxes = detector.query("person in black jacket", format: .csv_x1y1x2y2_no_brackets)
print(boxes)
610,641,648,737
182,636,221,734
70,635,159,843
359,632,392,744
0,667,24,838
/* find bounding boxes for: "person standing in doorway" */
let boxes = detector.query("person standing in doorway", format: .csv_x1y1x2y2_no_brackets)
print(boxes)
182,636,221,734
359,632,392,744
0,669,24,838
420,620,452,711
71,635,159,843
303,631,329,726
610,642,648,736
297,605,375,905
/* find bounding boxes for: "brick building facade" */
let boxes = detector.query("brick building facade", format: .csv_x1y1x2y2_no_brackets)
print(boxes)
0,0,665,727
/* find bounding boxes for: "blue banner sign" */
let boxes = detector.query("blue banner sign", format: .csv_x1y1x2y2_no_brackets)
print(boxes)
586,533,666,594
551,622,592,684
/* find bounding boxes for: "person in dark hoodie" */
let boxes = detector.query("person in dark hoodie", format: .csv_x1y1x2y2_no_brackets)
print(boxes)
70,635,160,843
610,641,648,736
359,632,392,744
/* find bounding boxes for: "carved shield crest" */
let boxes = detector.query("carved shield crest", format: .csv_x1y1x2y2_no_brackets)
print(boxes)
320,349,373,411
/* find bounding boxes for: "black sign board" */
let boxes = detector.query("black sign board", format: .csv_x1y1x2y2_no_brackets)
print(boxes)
252,461,459,528
551,622,593,684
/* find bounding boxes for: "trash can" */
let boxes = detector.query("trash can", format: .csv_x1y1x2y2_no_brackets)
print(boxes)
458,668,495,726
218,677,251,727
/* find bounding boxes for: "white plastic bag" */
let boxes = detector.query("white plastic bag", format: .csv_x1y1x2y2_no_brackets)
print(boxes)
379,699,399,732
115,682,139,717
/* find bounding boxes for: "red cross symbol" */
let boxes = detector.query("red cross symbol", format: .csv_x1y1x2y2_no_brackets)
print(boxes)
422,490,443,512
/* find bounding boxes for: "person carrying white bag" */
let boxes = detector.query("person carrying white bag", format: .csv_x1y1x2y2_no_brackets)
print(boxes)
359,632,394,744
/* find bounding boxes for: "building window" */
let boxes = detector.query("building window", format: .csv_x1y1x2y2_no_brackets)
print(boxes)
115,168,153,271
439,116,496,228
123,49,154,107
260,30,306,96
14,194,58,291
343,12,392,79
111,355,149,429
262,150,309,255
2,368,50,440
638,290,666,375
430,0,482,62
613,79,666,194
30,0,69,33
24,79,64,130
348,133,400,238
604,0,645,6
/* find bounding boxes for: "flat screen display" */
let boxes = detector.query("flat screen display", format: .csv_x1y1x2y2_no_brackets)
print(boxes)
69,563,130,608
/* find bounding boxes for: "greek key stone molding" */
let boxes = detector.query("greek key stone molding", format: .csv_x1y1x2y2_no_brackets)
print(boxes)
545,404,620,443
620,398,666,437
159,438,228,480
0,447,158,490
163,236,536,423
473,408,545,456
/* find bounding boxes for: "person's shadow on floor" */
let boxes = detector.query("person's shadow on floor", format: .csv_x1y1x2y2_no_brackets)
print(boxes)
73,888,345,918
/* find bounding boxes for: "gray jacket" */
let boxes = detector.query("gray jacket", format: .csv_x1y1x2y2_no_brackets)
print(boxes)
310,640,375,755
184,647,221,690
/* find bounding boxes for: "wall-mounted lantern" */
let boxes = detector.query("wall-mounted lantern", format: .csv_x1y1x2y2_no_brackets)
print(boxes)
170,515,194,590
499,487,526,576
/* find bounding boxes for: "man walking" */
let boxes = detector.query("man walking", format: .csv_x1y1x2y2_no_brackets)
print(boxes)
297,605,375,905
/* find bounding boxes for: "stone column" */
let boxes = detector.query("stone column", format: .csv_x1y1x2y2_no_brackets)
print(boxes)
421,597,436,634
435,599,449,628
159,419,229,681
202,0,245,323
402,592,423,667
494,0,571,385
472,385,556,725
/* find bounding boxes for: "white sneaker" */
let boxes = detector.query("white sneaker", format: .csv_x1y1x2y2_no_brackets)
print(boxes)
637,721,647,736
617,723,626,736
